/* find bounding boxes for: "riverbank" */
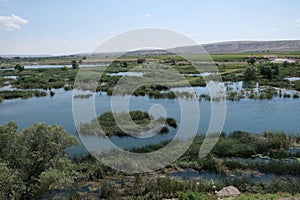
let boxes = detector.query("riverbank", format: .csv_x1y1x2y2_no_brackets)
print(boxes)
59,131,300,199
1,122,300,199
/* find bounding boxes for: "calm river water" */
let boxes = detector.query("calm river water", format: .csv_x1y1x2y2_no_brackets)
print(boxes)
1,88,300,154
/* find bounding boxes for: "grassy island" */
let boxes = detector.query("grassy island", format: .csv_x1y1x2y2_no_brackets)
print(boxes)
0,90,47,100
79,110,177,137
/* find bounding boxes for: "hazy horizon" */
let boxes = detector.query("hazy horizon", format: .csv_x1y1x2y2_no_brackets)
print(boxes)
1,39,300,57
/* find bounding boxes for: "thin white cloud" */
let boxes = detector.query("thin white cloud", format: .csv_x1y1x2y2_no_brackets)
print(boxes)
0,0,9,4
269,27,278,32
295,18,300,27
0,15,28,30
145,13,152,17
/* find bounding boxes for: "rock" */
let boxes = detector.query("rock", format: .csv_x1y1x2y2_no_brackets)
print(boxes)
217,186,241,198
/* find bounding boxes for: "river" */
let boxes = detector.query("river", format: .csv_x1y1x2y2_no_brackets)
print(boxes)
1,88,300,154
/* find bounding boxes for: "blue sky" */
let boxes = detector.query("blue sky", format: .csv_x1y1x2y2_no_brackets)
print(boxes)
1,0,300,55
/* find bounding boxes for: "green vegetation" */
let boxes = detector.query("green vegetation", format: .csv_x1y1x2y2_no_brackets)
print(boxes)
71,60,79,69
0,90,47,100
0,122,78,199
124,131,300,199
178,192,300,200
12,68,77,89
14,63,24,71
244,66,256,81
246,57,256,66
179,190,211,200
1,52,300,101
2,53,300,198
132,131,300,176
50,90,55,97
166,117,178,128
0,121,300,199
79,110,177,137
233,193,300,200
73,93,93,99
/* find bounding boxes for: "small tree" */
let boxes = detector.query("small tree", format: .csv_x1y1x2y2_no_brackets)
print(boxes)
271,63,280,75
260,65,273,79
71,60,79,69
137,58,145,65
100,181,118,199
121,61,128,67
246,57,256,66
14,64,24,71
244,66,256,81
0,122,78,199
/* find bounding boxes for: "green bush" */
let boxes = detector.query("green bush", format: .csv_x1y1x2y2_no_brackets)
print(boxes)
166,117,178,128
99,181,117,199
179,190,210,200
0,90,47,100
0,122,78,199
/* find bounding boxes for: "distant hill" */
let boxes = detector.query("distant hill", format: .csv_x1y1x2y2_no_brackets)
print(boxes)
2,40,300,58
110,40,300,56
170,40,300,54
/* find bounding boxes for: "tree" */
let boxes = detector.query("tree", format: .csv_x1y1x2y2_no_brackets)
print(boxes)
137,58,145,65
0,122,78,199
271,63,280,75
121,61,128,67
283,61,288,68
244,66,256,81
246,57,256,66
14,64,24,71
260,65,273,79
71,60,79,69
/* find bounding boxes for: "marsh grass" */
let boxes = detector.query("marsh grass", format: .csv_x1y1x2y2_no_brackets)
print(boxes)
79,110,177,137
0,90,47,100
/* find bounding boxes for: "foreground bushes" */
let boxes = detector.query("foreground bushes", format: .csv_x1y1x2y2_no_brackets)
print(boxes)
212,131,292,158
1,122,299,199
132,131,300,177
225,176,300,194
133,177,221,199
0,122,78,199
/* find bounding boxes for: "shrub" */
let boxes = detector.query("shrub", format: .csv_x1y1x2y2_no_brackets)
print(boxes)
166,117,178,128
179,190,210,200
50,91,55,97
99,181,117,199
